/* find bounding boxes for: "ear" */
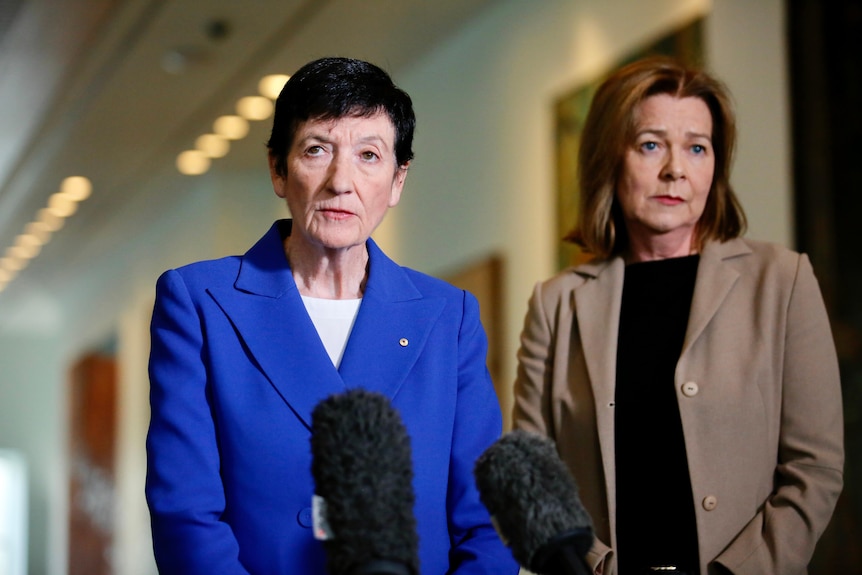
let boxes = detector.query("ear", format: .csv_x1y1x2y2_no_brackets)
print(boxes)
388,163,409,208
268,154,286,198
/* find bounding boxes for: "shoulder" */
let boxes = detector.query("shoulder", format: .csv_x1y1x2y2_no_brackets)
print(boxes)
156,222,283,292
402,267,465,298
703,238,821,307
706,237,807,279
366,239,472,305
531,257,618,302
157,255,242,293
399,267,481,319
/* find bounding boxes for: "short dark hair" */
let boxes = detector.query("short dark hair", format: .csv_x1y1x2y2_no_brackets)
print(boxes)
569,56,747,258
266,57,416,176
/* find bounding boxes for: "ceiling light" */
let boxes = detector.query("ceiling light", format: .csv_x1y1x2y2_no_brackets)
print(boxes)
195,134,230,158
196,134,230,158
259,74,290,100
213,115,249,140
48,193,78,218
236,96,274,121
7,243,39,260
15,234,43,250
24,222,52,244
0,256,25,272
37,208,65,232
176,150,211,175
0,174,93,297
60,176,92,201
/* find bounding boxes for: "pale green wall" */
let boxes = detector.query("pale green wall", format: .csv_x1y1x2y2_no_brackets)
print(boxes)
0,335,64,575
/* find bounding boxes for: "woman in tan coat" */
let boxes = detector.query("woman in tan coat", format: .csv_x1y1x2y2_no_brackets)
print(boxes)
513,57,843,575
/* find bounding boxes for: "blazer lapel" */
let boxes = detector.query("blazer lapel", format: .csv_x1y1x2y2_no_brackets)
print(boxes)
574,257,626,407
573,256,625,498
337,239,445,399
682,238,751,354
208,221,346,430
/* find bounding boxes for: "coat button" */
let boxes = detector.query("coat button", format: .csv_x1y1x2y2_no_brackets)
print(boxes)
682,381,699,397
297,507,313,528
702,495,718,511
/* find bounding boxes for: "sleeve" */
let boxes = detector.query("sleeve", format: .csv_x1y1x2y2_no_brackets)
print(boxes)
512,282,614,575
145,269,252,575
713,254,844,574
446,290,521,574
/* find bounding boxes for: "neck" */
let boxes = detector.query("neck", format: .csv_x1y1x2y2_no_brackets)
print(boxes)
625,230,697,263
285,237,368,299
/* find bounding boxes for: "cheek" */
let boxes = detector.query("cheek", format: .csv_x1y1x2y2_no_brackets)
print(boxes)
693,166,715,203
615,171,644,215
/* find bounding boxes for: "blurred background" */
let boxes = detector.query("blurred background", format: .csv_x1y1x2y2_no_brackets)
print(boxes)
0,0,858,573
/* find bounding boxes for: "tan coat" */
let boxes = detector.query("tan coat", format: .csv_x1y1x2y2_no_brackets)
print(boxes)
513,238,844,575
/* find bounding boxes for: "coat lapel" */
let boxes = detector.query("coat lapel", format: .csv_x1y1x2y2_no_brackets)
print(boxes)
337,239,445,398
682,238,750,354
573,256,625,501
574,257,625,407
208,221,346,430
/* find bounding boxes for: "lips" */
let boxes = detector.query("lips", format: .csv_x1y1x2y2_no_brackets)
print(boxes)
318,207,355,220
653,195,684,206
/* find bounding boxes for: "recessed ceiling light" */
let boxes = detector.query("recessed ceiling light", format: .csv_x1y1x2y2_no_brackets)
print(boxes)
258,74,290,100
176,150,211,175
37,208,64,232
196,134,230,158
47,193,79,218
236,96,274,121
24,222,52,245
177,72,289,176
213,115,249,140
60,176,92,202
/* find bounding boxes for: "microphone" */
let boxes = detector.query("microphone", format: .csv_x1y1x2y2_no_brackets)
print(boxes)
310,389,419,575
474,430,593,575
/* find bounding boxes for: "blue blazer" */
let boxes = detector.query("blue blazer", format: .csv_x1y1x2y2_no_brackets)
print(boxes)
146,220,518,575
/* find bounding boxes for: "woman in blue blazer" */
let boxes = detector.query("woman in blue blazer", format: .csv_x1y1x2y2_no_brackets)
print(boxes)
145,58,517,575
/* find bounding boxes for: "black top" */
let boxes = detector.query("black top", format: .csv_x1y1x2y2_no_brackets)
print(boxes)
614,255,700,575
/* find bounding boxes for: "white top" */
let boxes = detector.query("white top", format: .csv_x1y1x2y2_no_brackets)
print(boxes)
300,296,362,368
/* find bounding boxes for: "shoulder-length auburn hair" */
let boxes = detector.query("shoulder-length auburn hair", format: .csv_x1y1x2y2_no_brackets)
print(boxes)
566,56,746,259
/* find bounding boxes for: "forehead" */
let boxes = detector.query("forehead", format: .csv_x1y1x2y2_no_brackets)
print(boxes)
634,93,713,130
294,111,396,143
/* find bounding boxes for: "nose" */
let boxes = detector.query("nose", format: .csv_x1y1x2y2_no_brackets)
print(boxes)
326,152,354,194
661,149,684,181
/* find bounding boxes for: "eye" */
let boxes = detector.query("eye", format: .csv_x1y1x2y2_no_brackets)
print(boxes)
360,150,379,161
640,141,659,152
305,145,325,156
691,144,707,154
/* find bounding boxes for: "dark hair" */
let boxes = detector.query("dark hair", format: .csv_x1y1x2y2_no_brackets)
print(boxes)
266,57,415,176
568,56,747,258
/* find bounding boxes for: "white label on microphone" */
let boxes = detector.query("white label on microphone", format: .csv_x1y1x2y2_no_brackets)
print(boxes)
312,494,334,540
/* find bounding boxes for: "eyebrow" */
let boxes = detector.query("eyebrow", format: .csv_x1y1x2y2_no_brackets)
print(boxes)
636,128,712,141
296,132,391,149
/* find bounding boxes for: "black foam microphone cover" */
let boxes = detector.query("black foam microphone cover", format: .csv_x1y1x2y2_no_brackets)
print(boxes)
474,429,593,575
310,389,419,575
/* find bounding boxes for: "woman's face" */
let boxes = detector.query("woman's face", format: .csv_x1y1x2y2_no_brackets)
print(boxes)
616,93,715,259
270,112,407,255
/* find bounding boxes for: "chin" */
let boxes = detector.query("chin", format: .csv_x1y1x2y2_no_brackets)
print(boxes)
317,234,367,252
